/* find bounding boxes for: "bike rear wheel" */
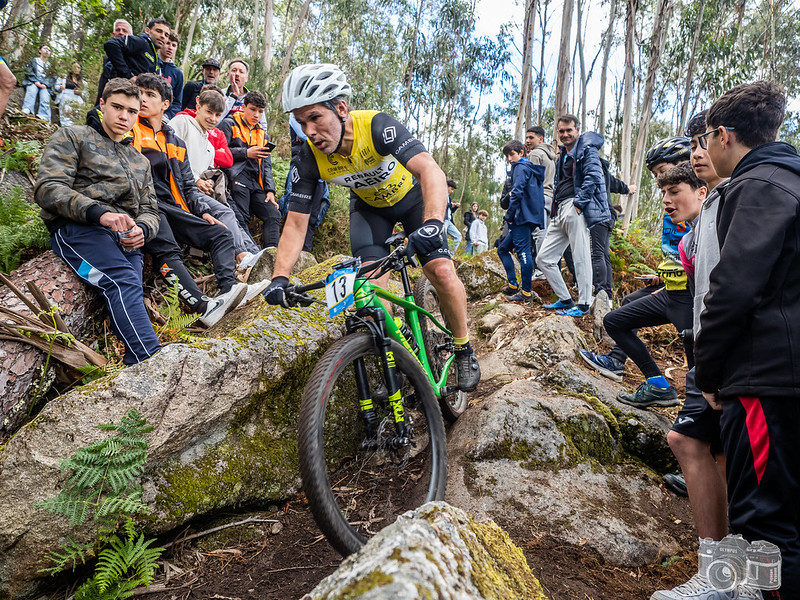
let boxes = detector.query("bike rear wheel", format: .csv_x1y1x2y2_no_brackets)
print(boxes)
413,275,469,422
297,331,447,556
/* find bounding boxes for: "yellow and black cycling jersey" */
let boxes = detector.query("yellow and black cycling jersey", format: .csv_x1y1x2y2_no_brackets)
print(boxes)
287,110,427,214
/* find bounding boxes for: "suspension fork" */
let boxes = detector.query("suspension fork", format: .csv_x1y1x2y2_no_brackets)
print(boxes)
346,310,410,445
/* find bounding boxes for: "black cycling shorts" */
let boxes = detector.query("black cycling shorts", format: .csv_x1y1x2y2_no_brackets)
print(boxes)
671,367,723,454
349,184,450,266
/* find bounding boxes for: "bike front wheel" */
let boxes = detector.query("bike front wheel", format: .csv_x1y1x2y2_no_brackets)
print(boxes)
297,331,447,556
413,274,469,422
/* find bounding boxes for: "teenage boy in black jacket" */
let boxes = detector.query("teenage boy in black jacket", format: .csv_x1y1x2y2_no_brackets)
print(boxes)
101,18,170,98
695,80,800,600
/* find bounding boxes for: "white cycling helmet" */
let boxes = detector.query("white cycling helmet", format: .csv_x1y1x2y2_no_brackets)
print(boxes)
282,63,352,113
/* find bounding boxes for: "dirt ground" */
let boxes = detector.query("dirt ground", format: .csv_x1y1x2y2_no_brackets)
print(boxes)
41,282,698,600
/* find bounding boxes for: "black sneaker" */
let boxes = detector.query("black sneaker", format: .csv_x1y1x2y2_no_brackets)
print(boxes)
455,351,481,392
617,382,680,407
501,283,520,296
505,291,534,303
662,473,688,497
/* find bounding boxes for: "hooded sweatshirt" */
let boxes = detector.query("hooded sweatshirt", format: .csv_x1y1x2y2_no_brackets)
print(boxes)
694,141,800,397
527,142,556,203
506,157,545,229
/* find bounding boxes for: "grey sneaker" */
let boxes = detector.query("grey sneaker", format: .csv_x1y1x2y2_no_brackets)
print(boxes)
617,382,680,407
199,283,247,328
579,349,625,382
650,573,736,600
663,472,688,496
455,350,481,392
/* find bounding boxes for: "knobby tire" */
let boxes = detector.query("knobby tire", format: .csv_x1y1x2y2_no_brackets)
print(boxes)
297,332,447,556
413,275,469,422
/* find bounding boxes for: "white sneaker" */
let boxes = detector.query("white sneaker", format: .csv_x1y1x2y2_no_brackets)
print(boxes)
650,574,737,600
199,283,247,328
240,279,271,304
735,585,763,600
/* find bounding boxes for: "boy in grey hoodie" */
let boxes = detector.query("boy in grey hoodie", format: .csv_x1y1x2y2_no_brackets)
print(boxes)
525,126,555,266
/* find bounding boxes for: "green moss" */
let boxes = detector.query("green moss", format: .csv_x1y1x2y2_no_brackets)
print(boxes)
329,569,394,599
388,547,410,564
463,518,548,600
477,438,566,470
554,411,619,466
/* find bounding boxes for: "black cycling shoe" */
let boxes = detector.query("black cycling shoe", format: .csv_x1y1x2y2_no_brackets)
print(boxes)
455,351,481,392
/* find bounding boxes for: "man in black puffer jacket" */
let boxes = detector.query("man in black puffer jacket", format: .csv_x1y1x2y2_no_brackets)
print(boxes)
695,80,800,600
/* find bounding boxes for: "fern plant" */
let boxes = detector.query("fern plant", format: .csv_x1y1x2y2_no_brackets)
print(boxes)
0,140,42,174
35,409,164,598
156,281,200,343
0,185,50,273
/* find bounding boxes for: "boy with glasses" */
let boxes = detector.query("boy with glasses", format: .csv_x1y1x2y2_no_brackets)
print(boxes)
694,80,800,600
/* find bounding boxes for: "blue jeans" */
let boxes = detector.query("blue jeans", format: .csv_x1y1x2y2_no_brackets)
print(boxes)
497,222,533,293
22,84,51,121
444,219,461,252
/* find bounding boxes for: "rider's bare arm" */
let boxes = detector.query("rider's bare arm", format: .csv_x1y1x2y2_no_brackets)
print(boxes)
405,152,448,223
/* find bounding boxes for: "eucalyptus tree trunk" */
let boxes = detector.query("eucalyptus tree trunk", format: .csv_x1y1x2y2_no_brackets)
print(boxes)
623,0,673,231
677,0,704,133
576,0,587,129
515,0,537,139
537,0,551,124
403,0,426,126
181,6,200,75
277,0,313,103
251,0,260,65
554,0,574,128
0,0,35,59
262,0,273,73
597,0,617,137
619,0,636,196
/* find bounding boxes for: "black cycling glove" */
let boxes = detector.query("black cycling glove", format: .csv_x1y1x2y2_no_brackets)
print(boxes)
407,219,445,257
264,276,292,307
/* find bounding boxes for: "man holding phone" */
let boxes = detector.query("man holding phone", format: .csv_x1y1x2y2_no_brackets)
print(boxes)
218,90,280,248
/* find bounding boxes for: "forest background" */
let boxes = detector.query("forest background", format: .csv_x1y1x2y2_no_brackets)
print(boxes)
1,0,799,243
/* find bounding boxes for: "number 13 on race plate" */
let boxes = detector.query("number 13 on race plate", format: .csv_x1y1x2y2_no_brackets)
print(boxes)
325,267,356,317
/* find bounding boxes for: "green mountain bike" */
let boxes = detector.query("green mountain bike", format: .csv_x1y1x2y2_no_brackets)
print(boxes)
281,233,467,556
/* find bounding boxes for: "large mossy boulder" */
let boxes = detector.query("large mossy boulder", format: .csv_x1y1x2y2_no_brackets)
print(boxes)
456,251,507,300
303,502,548,600
445,378,682,567
0,258,345,599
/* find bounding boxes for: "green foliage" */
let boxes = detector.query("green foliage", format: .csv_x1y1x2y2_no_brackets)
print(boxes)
0,140,42,175
74,521,163,600
156,281,199,342
0,186,51,273
35,409,163,598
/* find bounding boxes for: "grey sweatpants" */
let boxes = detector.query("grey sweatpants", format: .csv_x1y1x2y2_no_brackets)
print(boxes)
537,197,593,306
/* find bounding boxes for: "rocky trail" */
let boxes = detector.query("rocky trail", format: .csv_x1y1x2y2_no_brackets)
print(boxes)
2,252,699,600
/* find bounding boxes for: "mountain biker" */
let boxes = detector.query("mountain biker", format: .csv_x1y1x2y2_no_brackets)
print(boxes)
264,63,480,393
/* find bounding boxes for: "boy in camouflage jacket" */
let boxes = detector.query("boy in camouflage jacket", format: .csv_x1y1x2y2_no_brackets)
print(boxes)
34,78,162,365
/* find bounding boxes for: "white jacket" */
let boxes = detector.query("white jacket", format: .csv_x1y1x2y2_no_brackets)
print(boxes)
168,114,215,180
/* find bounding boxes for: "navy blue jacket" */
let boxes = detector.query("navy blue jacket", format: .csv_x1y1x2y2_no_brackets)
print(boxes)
505,158,545,228
103,33,161,80
555,132,612,229
160,61,184,119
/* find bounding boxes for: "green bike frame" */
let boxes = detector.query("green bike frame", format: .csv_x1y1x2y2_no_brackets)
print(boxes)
351,277,455,399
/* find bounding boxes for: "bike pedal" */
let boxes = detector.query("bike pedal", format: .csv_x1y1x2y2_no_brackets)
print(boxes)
441,385,459,396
